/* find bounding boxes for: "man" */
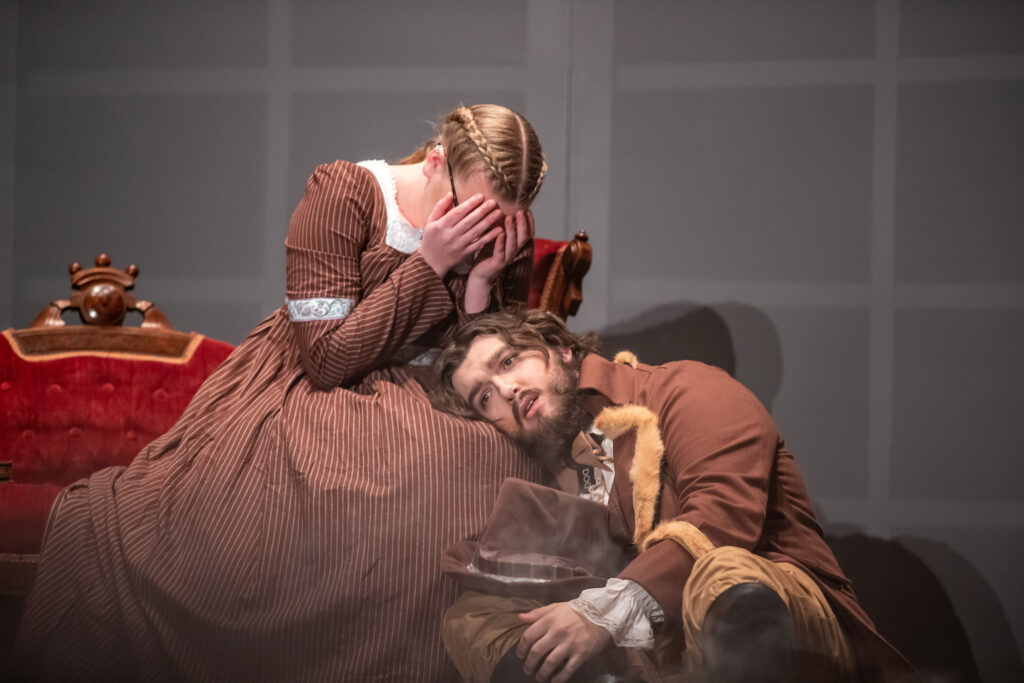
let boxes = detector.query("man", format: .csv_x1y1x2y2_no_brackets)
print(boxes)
432,310,916,683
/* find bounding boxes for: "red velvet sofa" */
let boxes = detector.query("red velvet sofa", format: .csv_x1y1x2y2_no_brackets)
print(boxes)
0,257,236,595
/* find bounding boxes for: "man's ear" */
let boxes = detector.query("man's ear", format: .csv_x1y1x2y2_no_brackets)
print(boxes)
558,346,573,364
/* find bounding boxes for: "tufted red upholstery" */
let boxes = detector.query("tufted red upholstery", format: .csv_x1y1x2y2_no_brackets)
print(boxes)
0,331,234,556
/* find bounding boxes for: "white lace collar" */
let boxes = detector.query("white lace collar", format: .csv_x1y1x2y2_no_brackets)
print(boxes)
357,159,423,255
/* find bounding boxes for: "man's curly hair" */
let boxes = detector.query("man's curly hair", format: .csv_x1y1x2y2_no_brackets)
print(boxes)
431,309,600,419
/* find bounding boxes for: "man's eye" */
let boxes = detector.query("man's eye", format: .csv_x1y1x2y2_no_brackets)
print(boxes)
503,355,515,368
480,390,491,407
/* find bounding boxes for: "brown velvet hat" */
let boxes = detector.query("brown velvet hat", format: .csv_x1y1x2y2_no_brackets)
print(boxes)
442,478,631,602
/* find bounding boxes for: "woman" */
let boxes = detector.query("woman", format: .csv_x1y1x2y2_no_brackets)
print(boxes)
16,105,550,682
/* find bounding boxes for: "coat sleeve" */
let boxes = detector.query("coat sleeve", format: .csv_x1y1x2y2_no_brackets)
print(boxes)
285,161,456,389
617,363,779,625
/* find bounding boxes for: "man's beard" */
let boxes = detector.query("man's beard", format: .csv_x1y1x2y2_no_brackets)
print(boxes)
515,359,591,472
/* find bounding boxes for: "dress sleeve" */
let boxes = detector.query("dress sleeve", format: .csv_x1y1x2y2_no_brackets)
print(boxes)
617,365,779,624
439,239,534,337
493,238,533,313
285,161,456,389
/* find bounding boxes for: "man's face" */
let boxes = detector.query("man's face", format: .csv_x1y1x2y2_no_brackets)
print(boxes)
451,334,574,443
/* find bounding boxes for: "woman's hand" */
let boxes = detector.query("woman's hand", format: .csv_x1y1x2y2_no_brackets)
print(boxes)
468,209,534,285
463,209,534,313
419,192,504,278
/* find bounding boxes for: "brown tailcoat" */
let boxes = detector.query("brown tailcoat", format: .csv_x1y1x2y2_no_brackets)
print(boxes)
578,353,917,681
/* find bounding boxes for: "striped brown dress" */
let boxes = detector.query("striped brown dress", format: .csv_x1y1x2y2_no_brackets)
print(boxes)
15,161,546,681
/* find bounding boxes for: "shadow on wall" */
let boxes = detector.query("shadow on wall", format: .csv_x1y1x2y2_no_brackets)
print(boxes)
595,302,1021,682
826,529,1022,682
597,301,782,412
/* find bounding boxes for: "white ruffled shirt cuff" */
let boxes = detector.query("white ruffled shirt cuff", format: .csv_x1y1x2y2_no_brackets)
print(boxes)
568,578,664,649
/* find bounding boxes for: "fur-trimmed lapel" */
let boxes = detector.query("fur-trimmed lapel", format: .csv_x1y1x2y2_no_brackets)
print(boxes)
593,403,665,549
590,352,719,561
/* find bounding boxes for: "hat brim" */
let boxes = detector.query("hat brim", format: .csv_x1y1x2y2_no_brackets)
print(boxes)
442,540,609,602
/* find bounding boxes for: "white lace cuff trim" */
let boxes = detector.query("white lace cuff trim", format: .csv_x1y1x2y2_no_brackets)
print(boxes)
405,347,439,366
568,578,662,650
286,296,355,322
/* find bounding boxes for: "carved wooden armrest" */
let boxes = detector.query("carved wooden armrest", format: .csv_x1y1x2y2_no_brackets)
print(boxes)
540,231,593,320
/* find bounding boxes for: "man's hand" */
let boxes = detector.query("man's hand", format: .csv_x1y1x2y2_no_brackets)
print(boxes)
515,602,613,683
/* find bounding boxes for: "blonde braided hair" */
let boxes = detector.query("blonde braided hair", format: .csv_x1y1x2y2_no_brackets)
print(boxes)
400,104,546,208
448,106,516,199
517,116,547,204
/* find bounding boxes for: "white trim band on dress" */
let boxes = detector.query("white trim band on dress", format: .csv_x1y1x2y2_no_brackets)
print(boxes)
406,348,440,366
286,297,355,322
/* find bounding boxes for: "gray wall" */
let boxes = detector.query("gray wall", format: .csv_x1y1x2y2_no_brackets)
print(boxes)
2,1,1022,680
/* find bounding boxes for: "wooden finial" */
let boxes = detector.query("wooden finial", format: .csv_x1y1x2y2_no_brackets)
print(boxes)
33,253,172,329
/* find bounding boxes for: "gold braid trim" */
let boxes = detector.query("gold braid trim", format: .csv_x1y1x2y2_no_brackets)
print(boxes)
639,520,715,560
593,404,664,549
2,328,206,364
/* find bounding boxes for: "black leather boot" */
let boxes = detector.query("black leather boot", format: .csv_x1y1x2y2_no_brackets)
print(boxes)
491,647,534,683
700,582,797,683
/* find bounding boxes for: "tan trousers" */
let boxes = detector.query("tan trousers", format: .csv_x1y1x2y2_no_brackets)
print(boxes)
681,546,856,682
443,546,856,682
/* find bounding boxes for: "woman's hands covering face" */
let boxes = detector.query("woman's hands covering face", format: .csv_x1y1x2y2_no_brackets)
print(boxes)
467,208,534,286
419,192,504,278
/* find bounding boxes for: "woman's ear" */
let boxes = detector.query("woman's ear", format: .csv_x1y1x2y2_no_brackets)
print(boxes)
423,144,446,178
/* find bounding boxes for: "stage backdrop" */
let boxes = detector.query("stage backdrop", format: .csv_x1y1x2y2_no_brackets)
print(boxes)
1,2,1022,680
